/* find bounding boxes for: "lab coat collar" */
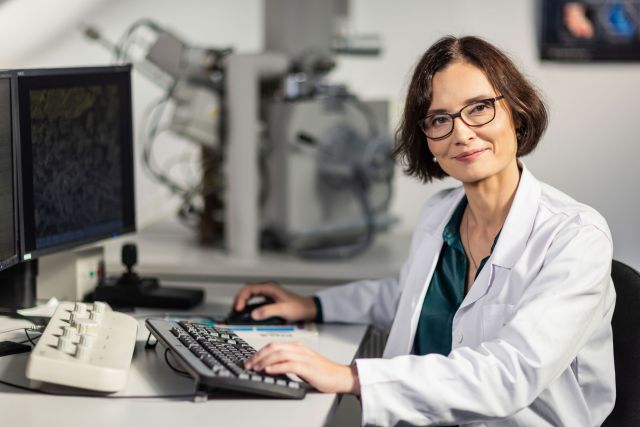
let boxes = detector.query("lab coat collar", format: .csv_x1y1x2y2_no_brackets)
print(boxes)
489,161,540,269
425,161,540,270
457,161,540,310
426,189,466,242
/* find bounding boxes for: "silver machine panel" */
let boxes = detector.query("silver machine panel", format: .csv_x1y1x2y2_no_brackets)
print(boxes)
263,98,394,252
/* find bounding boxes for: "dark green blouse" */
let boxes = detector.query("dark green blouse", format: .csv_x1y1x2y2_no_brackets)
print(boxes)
413,197,498,356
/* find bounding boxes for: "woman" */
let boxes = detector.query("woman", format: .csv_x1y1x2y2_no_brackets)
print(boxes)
234,36,616,426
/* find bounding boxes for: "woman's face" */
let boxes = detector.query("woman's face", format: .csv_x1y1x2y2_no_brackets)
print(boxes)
426,60,518,184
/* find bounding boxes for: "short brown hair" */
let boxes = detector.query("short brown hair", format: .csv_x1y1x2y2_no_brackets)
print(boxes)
394,36,548,182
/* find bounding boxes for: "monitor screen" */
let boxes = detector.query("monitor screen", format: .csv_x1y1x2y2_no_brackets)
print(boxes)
0,75,18,271
540,0,640,61
17,66,135,259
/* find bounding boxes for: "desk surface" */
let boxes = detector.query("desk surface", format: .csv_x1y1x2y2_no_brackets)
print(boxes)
102,219,410,285
0,288,368,427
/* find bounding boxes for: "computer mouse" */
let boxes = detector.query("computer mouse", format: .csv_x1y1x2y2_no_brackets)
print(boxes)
226,297,287,325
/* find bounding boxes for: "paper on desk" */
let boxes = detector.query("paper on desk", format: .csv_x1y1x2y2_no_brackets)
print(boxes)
16,297,59,317
160,315,319,338
220,322,318,338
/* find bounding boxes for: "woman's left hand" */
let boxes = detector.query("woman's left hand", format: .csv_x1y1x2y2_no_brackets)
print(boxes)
244,341,360,395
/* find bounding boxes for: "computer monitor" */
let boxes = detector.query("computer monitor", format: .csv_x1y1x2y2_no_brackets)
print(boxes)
0,73,19,272
16,65,136,261
0,72,36,312
1,65,198,311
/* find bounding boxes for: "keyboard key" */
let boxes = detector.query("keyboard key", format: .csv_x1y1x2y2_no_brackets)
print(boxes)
202,356,217,368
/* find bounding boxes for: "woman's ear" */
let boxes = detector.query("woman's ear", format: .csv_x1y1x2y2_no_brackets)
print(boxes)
513,114,523,139
512,112,522,130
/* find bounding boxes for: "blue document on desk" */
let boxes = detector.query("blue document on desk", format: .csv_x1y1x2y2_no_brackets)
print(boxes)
161,315,318,337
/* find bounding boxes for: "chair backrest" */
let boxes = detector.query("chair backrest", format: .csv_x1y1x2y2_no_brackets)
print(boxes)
602,260,640,426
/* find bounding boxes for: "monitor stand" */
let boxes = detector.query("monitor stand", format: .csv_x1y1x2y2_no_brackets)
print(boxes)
90,243,204,310
0,260,38,314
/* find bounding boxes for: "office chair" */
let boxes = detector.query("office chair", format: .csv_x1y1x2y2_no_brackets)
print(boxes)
602,260,640,426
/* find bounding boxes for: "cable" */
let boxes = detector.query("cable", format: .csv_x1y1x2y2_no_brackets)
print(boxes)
141,93,187,196
164,348,189,377
0,325,44,337
360,136,395,212
0,378,198,399
0,332,195,399
142,93,212,218
22,330,40,347
141,91,221,204
0,327,31,336
0,326,42,347
297,166,376,259
345,95,379,138
140,90,229,234
292,115,394,260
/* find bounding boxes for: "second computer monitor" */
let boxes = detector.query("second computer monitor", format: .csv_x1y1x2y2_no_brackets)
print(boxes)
16,65,136,260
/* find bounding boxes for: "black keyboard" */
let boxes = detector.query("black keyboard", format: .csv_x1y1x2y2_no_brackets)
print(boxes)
145,319,307,399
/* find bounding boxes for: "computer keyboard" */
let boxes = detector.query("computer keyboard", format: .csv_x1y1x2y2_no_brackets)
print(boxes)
25,301,138,392
146,319,307,399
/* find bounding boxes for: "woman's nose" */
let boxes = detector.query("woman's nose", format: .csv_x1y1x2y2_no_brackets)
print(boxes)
451,116,475,144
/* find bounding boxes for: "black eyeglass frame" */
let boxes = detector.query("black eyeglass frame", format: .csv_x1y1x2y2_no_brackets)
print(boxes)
419,95,505,141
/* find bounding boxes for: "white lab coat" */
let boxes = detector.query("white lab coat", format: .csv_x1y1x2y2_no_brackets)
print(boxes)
317,164,616,426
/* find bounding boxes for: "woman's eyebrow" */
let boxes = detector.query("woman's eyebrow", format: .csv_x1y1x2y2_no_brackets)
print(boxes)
427,94,496,115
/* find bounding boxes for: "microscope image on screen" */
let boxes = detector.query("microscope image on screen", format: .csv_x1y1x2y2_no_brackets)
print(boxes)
541,0,640,60
29,85,124,250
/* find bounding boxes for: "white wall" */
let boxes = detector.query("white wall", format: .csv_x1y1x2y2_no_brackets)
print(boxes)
331,0,640,269
3,0,639,269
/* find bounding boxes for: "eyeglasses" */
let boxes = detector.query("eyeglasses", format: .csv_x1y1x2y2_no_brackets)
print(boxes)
419,95,505,140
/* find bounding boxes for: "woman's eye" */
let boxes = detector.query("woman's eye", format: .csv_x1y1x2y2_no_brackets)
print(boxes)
469,101,493,114
430,116,449,127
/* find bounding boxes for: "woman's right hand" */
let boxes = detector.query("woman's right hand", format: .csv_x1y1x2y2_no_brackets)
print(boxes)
231,282,317,322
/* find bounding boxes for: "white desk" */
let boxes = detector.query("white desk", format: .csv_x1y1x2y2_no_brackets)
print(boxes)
0,288,369,427
6,219,402,425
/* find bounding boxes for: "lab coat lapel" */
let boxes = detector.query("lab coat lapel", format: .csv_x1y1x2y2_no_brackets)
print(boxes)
458,259,495,309
384,189,465,358
383,234,443,357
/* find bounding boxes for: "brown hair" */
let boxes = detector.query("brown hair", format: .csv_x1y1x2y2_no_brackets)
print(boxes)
394,35,548,182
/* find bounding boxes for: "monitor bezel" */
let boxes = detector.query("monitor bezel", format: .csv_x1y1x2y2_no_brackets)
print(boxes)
15,65,136,260
0,72,20,272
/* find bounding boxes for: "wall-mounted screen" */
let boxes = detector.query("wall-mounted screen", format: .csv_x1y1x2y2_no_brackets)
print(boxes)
540,0,640,61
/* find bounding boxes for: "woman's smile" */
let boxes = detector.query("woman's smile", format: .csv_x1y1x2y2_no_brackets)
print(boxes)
453,147,489,162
